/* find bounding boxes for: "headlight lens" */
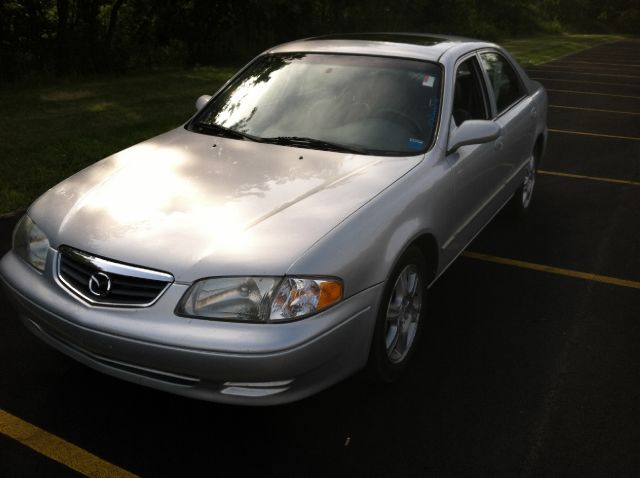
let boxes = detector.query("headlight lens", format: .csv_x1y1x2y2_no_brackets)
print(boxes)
176,276,343,322
177,277,279,322
13,215,50,272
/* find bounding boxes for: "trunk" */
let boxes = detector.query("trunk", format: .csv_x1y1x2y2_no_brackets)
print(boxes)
55,0,69,74
105,0,125,48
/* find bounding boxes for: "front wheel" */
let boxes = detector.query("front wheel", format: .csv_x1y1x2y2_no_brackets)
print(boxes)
367,247,427,383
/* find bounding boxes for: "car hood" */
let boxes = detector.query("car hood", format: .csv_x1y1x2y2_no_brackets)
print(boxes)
30,128,422,282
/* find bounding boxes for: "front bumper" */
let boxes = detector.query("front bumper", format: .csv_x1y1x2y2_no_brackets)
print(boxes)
0,249,382,405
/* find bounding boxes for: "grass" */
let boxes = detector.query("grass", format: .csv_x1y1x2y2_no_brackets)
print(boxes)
0,67,236,215
502,33,625,67
0,33,626,215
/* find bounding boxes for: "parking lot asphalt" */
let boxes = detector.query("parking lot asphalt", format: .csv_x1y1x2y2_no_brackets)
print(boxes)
1,40,639,477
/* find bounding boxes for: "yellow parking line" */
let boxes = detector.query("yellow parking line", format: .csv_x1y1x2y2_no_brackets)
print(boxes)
547,89,640,99
549,129,640,141
0,408,138,478
538,170,640,187
549,105,640,116
462,252,640,290
530,64,640,72
535,66,633,72
552,60,640,68
531,77,639,89
566,56,640,61
529,69,640,79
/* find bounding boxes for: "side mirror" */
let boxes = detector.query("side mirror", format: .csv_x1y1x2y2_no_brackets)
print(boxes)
447,120,501,154
195,95,212,111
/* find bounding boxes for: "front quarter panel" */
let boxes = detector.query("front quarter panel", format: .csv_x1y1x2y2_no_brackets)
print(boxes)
287,147,452,298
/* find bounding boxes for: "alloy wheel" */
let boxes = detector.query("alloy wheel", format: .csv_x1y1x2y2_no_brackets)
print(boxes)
384,264,423,364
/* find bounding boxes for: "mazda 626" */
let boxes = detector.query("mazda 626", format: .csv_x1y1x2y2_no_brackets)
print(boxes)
0,33,547,404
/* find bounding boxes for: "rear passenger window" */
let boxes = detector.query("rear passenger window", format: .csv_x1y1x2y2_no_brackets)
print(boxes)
479,52,524,114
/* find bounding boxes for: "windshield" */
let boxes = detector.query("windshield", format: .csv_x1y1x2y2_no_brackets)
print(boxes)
190,53,442,155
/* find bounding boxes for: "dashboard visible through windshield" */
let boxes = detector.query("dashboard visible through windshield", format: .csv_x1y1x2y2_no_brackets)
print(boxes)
189,53,442,155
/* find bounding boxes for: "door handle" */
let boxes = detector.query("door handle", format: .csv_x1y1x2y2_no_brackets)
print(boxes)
531,107,538,119
494,139,504,151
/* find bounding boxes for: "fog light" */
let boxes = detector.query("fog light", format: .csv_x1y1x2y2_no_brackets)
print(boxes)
220,379,293,397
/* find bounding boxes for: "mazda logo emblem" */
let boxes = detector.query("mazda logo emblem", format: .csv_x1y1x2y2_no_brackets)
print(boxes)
88,272,111,297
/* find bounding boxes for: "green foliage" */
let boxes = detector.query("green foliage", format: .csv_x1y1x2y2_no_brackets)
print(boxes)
0,32,624,215
0,67,235,213
0,1,637,82
502,33,624,66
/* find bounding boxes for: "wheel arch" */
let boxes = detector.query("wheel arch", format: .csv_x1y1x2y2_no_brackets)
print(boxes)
410,233,439,284
389,232,440,287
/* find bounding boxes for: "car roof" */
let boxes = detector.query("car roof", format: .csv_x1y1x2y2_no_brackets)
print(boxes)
268,32,496,63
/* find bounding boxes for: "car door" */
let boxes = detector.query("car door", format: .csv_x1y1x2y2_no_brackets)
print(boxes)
478,50,534,192
443,53,507,255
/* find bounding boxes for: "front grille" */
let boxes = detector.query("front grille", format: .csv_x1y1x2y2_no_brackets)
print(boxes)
57,246,173,307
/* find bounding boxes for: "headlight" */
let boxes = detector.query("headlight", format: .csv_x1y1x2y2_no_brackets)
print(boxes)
13,215,50,272
176,276,343,322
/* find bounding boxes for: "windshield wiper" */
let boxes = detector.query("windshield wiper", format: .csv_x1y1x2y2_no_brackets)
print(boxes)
192,122,262,142
262,136,369,154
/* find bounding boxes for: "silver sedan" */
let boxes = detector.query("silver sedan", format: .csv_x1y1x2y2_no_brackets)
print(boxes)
0,33,547,404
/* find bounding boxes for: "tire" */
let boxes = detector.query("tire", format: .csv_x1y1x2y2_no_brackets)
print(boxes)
507,151,537,218
366,246,427,383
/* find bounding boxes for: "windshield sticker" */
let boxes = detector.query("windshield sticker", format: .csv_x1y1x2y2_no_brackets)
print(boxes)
407,138,425,150
422,74,435,87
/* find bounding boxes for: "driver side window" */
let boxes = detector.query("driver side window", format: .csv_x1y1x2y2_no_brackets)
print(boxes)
453,57,489,127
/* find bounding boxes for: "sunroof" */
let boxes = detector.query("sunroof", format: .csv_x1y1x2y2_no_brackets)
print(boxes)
308,33,455,46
